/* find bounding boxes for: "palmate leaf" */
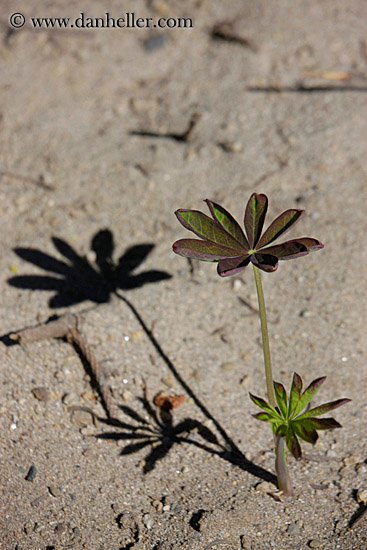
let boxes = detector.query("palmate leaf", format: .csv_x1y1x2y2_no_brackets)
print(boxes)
251,253,278,272
172,239,245,261
295,417,343,432
285,425,302,459
261,238,323,259
244,193,268,248
290,376,326,418
173,192,324,276
274,381,288,417
292,420,319,445
206,200,249,248
253,412,281,423
251,373,350,461
257,209,304,249
249,393,281,418
288,372,303,417
217,255,251,276
296,398,351,420
175,209,244,249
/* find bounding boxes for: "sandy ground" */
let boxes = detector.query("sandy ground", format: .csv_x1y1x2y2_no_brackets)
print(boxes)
1,1,367,548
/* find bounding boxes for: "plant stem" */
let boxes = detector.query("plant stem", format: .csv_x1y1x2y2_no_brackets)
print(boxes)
275,435,292,496
252,265,276,408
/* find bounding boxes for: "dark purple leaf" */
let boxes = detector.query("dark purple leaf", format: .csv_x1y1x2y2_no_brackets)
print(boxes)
286,427,302,459
288,372,303,417
296,398,351,420
274,381,288,417
205,200,249,248
244,193,268,248
297,417,343,431
249,393,280,416
261,238,324,260
175,209,243,249
292,421,319,445
172,239,244,261
292,376,327,418
256,209,305,249
217,255,251,277
251,253,279,272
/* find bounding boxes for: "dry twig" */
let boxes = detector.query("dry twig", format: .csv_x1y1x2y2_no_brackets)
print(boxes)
10,313,118,420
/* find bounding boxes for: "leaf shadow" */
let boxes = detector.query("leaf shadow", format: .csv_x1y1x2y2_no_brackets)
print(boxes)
97,391,225,474
7,229,171,308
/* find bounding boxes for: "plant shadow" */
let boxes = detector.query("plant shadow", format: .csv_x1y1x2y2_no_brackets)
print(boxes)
8,229,171,308
97,389,225,474
6,229,275,485
101,291,276,484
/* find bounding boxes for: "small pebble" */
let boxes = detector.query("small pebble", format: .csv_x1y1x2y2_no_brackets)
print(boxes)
152,500,162,511
25,465,37,482
81,390,95,402
80,425,95,436
287,522,303,536
356,489,367,505
162,376,175,387
38,171,54,188
232,279,243,291
255,481,277,493
130,330,143,342
71,409,94,427
309,540,322,548
220,361,238,371
82,447,94,457
54,523,66,534
62,393,79,406
143,513,154,529
218,140,243,153
122,390,132,401
48,485,62,497
151,0,169,16
344,455,363,466
31,495,47,507
240,375,251,387
32,387,49,401
143,34,167,52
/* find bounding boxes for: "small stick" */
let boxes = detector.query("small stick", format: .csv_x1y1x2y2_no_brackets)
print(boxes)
10,313,118,420
67,326,119,420
10,313,78,344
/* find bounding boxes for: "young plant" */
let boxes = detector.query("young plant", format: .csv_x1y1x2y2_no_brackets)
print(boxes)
250,373,350,495
172,193,349,495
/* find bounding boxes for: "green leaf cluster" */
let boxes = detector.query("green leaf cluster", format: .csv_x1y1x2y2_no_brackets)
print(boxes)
250,373,350,459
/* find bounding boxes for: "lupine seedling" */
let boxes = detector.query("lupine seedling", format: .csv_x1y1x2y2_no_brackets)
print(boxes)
250,373,350,495
172,193,350,495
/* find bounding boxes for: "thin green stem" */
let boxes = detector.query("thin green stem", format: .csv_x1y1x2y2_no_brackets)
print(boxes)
252,265,276,408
